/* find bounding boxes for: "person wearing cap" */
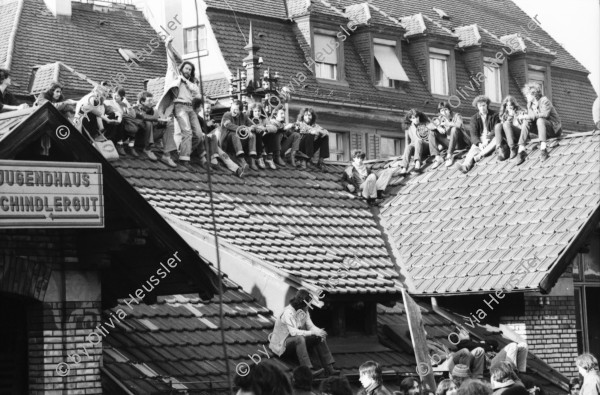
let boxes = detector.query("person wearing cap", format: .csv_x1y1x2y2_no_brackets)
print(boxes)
269,289,339,378
341,149,393,205
450,364,471,388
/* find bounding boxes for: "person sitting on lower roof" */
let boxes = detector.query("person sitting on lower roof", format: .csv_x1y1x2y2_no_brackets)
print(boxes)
294,108,329,170
357,361,393,395
398,109,430,174
247,102,272,170
268,289,339,378
221,99,258,170
515,82,562,165
458,95,500,174
489,342,528,374
341,149,393,206
0,69,29,113
428,102,468,169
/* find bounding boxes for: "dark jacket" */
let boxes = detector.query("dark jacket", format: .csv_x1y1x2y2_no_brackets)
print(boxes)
0,88,18,112
470,110,500,145
341,164,371,193
199,116,216,135
220,111,254,151
132,104,160,122
358,383,393,395
524,96,562,134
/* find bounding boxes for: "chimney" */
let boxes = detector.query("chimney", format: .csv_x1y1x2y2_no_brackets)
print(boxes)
43,0,72,21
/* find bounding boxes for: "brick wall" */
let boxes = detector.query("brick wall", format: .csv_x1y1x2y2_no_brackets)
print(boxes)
0,230,102,394
500,294,578,378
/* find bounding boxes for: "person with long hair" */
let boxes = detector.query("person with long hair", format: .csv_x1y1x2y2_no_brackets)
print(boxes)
399,109,430,173
400,377,420,395
272,108,301,167
575,353,600,395
268,289,339,377
357,361,392,395
294,108,329,170
428,102,468,169
341,149,393,205
35,82,77,120
156,37,203,166
515,82,562,164
495,95,524,161
457,380,492,395
490,362,527,395
458,95,500,173
437,379,458,395
291,366,317,395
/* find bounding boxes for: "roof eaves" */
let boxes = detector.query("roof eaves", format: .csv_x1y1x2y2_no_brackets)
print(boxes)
3,0,24,70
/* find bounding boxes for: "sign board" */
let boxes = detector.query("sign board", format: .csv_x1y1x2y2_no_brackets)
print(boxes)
0,160,104,228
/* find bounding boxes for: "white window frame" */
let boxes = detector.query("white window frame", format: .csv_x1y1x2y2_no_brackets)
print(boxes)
429,48,450,96
484,62,502,103
314,32,339,81
184,25,207,54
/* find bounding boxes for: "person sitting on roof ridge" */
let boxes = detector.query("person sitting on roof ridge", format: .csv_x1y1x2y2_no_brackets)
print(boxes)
458,96,500,174
398,109,430,174
357,360,393,395
156,36,205,167
514,82,562,165
221,99,258,170
261,105,291,170
103,88,136,156
294,108,329,170
273,108,301,167
428,102,468,169
0,69,29,113
247,102,272,170
132,91,176,165
269,289,340,378
75,82,112,142
192,97,220,169
341,149,393,206
34,82,77,119
495,95,525,162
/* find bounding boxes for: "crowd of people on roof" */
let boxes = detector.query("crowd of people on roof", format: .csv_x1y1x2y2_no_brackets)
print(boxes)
235,289,600,395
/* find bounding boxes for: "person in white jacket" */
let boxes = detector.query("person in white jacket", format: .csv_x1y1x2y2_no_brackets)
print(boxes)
268,289,339,378
156,37,205,167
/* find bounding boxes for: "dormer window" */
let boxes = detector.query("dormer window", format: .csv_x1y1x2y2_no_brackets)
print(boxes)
484,60,502,103
528,66,546,95
429,48,450,96
314,32,339,80
373,38,409,89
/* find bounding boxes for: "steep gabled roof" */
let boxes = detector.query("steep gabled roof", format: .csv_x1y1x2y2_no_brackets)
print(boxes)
0,103,220,298
113,156,404,295
4,0,167,96
377,132,600,295
29,61,95,96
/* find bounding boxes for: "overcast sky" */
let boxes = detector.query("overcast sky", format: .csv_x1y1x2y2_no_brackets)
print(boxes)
513,0,599,96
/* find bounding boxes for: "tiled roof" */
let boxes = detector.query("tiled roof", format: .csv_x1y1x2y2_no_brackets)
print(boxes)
0,107,34,142
102,275,414,394
344,3,371,26
204,0,288,20
5,0,167,96
113,157,403,295
380,302,568,394
0,0,19,68
377,132,600,295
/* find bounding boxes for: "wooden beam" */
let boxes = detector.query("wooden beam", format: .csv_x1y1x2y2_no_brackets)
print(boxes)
402,289,436,394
